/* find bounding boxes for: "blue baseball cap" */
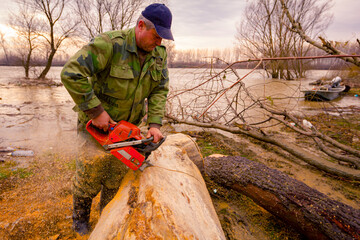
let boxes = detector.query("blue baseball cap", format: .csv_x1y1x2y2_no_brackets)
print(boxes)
142,3,174,41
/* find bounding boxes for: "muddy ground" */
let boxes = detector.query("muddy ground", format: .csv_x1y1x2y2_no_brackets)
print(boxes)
0,84,359,239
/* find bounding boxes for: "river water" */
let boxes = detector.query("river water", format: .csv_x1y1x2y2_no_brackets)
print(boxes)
0,66,358,154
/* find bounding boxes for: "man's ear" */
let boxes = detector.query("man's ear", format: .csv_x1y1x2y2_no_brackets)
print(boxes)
138,20,146,30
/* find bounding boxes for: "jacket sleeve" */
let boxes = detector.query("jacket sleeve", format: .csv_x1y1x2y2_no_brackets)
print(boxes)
146,54,169,125
60,34,112,112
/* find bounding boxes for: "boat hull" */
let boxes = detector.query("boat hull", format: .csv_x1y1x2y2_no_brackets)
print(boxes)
302,85,346,101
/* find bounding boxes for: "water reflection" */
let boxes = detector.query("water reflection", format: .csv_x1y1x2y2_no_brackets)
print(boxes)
0,84,77,153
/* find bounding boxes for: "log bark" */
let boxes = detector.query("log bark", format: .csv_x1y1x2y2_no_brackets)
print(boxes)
89,133,225,240
204,155,360,240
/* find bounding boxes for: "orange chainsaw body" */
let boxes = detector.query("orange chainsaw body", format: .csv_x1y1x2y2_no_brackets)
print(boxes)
86,120,147,171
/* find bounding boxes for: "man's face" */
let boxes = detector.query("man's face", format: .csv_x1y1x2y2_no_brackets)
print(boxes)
136,21,163,52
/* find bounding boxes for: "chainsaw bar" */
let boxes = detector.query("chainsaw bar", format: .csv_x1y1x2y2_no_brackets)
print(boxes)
138,160,153,171
103,136,154,151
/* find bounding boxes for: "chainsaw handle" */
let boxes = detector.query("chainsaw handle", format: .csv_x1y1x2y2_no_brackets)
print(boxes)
87,120,116,132
138,136,166,153
141,136,154,144
86,120,118,146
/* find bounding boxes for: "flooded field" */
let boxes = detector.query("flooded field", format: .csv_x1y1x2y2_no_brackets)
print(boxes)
0,66,358,154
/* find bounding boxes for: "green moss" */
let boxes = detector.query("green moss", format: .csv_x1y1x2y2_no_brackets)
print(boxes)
186,131,235,157
0,172,9,179
16,168,33,178
0,161,16,179
0,161,33,180
347,88,359,95
263,216,300,240
184,131,255,159
64,158,76,171
307,112,360,150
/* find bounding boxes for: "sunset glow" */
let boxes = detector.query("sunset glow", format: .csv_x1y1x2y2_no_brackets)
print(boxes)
0,23,16,37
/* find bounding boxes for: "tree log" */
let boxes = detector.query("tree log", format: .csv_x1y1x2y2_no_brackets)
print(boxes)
204,155,360,240
89,133,225,240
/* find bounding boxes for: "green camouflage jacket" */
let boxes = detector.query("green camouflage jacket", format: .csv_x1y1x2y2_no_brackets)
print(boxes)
61,28,169,126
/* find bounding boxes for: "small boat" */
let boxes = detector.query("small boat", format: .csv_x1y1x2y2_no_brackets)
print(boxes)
302,76,350,101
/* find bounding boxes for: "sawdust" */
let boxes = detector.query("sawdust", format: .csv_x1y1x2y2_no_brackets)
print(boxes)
0,152,100,239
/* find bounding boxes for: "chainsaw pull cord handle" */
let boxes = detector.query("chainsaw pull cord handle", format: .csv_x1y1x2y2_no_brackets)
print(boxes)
108,123,116,131
87,120,116,134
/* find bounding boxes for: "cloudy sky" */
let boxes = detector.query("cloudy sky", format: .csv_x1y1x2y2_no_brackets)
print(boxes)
168,0,360,49
0,0,359,50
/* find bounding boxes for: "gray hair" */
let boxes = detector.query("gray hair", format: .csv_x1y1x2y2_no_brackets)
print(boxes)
137,15,155,30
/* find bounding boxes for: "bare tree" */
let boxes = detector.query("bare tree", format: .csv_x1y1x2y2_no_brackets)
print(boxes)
20,0,78,80
0,31,11,65
9,0,41,78
279,0,360,68
236,0,333,79
103,0,146,31
162,40,176,67
74,0,156,40
73,0,107,39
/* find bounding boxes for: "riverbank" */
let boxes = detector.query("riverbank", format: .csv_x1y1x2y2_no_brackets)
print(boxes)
1,108,359,239
0,78,359,239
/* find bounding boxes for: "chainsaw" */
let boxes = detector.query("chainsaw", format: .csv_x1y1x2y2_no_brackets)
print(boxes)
86,120,166,171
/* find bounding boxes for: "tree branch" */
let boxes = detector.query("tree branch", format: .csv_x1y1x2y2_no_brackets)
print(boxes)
166,114,360,181
279,0,360,67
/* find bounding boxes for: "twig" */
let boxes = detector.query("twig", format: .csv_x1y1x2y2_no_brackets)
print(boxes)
197,59,263,119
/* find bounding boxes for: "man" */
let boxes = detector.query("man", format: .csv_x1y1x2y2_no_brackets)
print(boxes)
60,3,173,235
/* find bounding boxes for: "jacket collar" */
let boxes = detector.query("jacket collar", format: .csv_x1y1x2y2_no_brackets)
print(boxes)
125,27,162,60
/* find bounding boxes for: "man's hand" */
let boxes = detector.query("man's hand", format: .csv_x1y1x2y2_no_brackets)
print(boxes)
146,127,164,143
91,111,116,131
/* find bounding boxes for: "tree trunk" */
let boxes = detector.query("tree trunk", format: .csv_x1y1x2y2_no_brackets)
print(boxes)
204,155,360,240
38,49,56,80
24,48,32,79
89,133,226,240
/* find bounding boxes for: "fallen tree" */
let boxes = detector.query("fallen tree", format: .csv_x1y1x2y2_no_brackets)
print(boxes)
89,133,360,240
205,155,360,240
